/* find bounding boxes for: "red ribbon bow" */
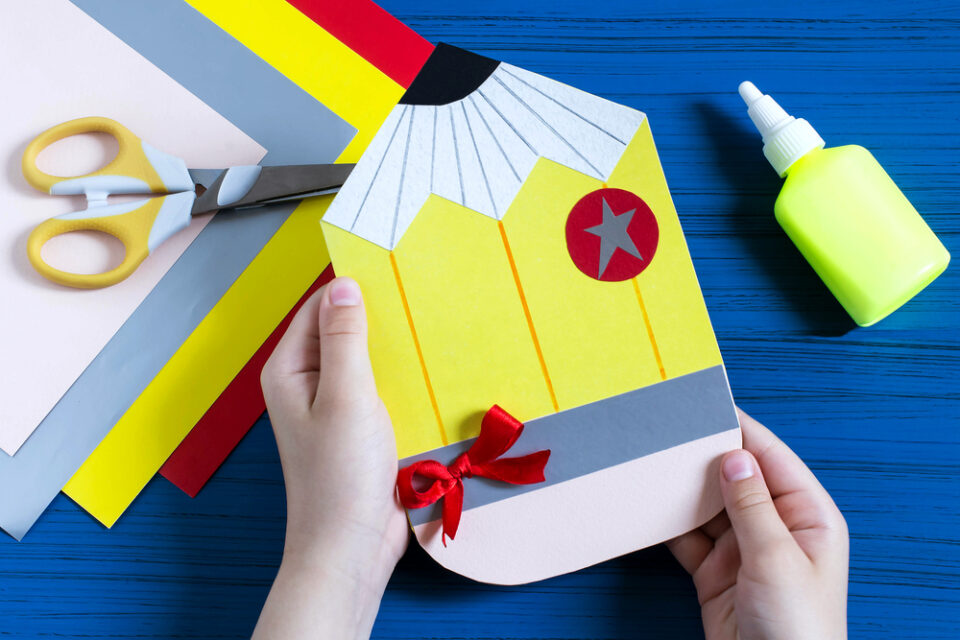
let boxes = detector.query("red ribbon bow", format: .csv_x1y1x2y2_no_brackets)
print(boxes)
396,405,551,545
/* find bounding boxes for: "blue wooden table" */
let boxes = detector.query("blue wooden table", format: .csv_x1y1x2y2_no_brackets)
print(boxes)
2,1,957,637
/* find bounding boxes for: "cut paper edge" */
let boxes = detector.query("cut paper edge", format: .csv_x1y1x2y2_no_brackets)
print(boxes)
399,42,499,105
160,264,335,497
322,44,647,251
185,0,405,164
63,197,333,528
285,0,434,88
413,427,742,585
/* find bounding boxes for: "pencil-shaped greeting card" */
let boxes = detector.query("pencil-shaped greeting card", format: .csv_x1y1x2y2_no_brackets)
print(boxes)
322,43,740,584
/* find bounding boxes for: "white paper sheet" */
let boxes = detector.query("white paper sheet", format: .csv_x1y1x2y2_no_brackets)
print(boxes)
0,0,266,455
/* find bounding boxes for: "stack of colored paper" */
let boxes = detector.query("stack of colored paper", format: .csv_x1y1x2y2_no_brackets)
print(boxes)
0,0,432,540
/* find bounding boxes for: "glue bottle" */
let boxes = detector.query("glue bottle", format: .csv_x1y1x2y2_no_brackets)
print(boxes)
739,81,950,326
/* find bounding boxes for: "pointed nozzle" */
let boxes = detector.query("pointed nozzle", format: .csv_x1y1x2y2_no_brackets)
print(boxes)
738,80,825,177
740,81,793,142
738,80,763,106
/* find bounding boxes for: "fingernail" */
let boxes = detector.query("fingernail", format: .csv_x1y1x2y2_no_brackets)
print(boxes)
722,450,755,482
329,278,361,306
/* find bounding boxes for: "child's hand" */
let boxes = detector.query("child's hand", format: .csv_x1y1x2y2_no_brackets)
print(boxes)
254,278,408,640
667,409,849,640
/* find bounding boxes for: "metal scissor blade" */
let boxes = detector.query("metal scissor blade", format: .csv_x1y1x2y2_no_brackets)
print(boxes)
190,164,354,215
232,187,343,209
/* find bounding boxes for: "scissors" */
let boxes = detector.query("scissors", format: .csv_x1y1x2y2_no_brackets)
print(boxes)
22,116,353,289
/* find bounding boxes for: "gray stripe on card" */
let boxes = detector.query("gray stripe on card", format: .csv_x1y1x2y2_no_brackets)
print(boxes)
403,364,737,526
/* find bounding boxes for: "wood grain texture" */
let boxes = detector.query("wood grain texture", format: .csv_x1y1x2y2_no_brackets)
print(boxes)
1,0,957,637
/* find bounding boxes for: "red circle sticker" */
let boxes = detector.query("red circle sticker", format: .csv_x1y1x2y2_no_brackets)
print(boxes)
565,188,658,281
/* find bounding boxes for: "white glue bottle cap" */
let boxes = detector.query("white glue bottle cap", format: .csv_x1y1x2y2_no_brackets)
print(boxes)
739,81,825,177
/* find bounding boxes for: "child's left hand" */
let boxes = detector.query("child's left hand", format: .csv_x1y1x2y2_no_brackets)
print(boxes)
254,277,408,640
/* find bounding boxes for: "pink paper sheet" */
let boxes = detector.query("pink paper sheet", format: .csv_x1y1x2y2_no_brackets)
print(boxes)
0,0,265,455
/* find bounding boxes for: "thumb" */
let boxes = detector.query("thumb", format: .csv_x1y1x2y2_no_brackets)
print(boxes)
313,277,378,411
720,449,794,559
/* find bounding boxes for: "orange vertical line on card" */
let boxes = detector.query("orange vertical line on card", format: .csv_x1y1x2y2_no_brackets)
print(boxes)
497,221,560,412
632,277,667,380
390,252,447,445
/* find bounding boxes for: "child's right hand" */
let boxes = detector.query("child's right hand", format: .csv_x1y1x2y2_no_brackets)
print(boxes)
667,409,849,640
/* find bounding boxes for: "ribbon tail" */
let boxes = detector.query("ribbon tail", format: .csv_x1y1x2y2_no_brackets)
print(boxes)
441,481,464,547
478,449,551,484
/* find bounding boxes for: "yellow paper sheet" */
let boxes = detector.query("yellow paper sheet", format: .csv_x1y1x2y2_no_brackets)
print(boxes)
184,0,404,163
65,198,332,525
63,2,403,526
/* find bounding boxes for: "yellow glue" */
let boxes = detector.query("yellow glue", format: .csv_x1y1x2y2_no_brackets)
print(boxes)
739,81,950,327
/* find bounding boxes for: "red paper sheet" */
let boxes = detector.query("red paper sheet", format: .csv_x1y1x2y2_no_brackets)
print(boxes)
162,0,434,497
160,265,335,497
285,0,433,88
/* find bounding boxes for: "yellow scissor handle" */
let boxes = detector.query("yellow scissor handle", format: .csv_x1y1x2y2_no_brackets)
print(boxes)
26,192,195,289
22,116,171,194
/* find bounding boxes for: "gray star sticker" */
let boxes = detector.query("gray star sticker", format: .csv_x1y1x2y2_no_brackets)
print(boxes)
584,198,643,277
